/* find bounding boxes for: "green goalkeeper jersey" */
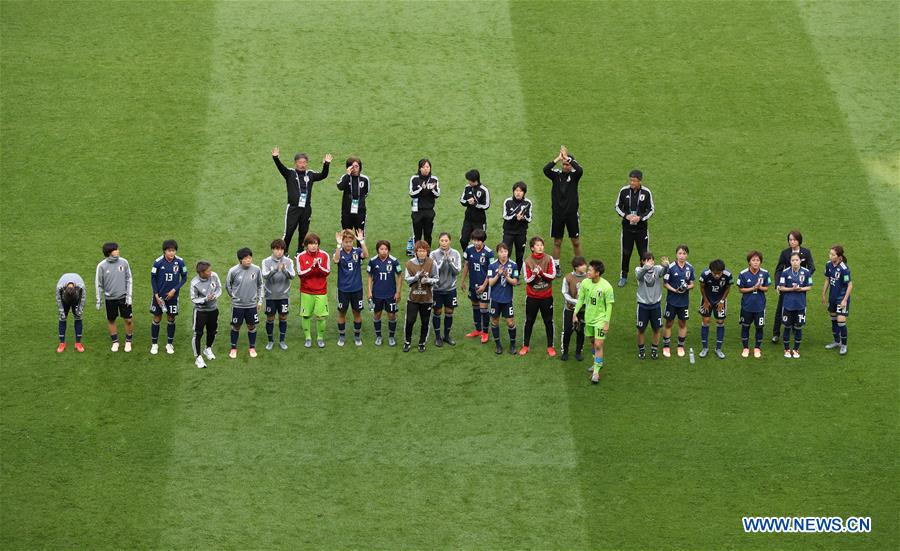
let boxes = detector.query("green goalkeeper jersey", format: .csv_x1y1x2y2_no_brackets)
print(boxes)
574,277,615,325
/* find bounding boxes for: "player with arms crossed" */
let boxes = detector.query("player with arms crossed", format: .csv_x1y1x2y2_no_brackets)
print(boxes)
486,242,520,355
822,245,852,355
149,239,187,355
56,273,87,353
334,229,369,347
573,259,615,384
737,250,770,358
698,259,732,359
367,240,403,346
225,248,263,359
261,239,296,350
777,252,812,358
190,261,222,369
95,242,134,352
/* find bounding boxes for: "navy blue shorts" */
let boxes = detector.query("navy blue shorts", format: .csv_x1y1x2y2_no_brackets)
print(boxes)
338,290,364,312
781,308,807,328
265,298,290,316
664,302,690,321
698,299,727,320
150,296,179,316
490,301,514,318
828,298,850,317
105,298,132,321
636,303,662,330
739,309,765,327
231,307,259,326
468,287,489,304
372,297,398,314
433,290,458,309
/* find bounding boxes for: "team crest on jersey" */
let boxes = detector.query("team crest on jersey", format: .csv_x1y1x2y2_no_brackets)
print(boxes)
251,273,257,280
639,193,645,201
685,269,691,279
352,253,358,262
477,191,482,198
118,265,124,272
173,265,179,273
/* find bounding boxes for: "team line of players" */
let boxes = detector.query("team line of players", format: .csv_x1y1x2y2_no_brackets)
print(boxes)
58,230,853,384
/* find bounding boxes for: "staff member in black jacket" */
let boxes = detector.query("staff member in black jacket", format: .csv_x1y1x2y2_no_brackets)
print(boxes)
501,181,533,268
409,158,440,246
459,169,490,250
543,145,584,269
337,156,370,238
272,147,332,255
614,169,655,287
771,230,815,342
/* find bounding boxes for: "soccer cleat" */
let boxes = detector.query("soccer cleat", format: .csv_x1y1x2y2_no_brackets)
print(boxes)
418,343,426,353
715,349,726,359
354,337,362,347
741,348,750,358
388,336,397,347
249,348,257,358
495,343,503,355
150,344,159,355
304,339,312,348
403,342,411,353
825,341,841,350
165,344,175,355
839,345,847,355
650,348,658,360
481,333,489,344
111,342,119,352
561,352,569,361
518,346,529,356
124,341,132,352
434,334,443,347
509,344,517,355
465,329,482,338
337,335,345,347
444,335,456,346
637,349,645,360
547,346,557,357
791,350,800,359
317,338,325,348
375,336,383,346
771,335,780,343
753,348,761,358
265,342,274,351
203,347,216,360
784,350,792,359
617,277,627,288
74,343,85,353
195,355,207,369
676,346,685,357
56,343,66,353
591,370,600,384
662,346,671,358
699,348,708,358
279,341,288,350
575,351,584,362
228,348,237,359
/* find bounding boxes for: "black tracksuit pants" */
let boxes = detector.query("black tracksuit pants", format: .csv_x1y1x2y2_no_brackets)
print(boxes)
412,210,436,246
284,205,311,255
523,297,554,347
621,225,649,278
192,309,219,357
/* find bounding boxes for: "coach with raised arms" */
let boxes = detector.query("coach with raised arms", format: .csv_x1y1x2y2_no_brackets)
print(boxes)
272,147,333,255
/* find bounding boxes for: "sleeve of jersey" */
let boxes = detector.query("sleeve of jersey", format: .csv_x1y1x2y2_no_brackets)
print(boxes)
297,255,311,276
150,263,159,295
543,260,556,281
478,186,490,209
502,199,514,220
125,263,133,304
319,253,331,274
95,263,103,304
191,281,205,304
314,162,330,181
523,263,536,283
212,274,223,299
176,261,188,290
409,176,421,196
432,178,441,197
641,189,655,221
573,283,585,313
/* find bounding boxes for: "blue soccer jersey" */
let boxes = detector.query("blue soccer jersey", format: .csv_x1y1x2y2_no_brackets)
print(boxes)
738,268,770,313
464,245,494,290
699,269,732,303
780,267,812,311
487,260,518,303
824,261,851,302
367,255,402,299
664,261,694,308
336,247,364,293
151,255,187,297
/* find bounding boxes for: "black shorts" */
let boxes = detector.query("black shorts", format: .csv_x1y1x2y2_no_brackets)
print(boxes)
105,298,132,321
338,290,364,312
828,298,850,317
551,211,580,239
781,308,807,329
739,309,765,327
231,307,259,326
62,302,84,320
341,212,367,233
490,301,514,318
636,304,662,330
664,302,690,321
265,298,290,316
149,296,179,316
433,290,458,309
372,297,398,314
468,287,489,304
698,299,727,320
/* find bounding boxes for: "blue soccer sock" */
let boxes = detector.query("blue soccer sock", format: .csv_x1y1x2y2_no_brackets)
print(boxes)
167,321,176,344
700,324,709,348
279,320,287,341
374,319,382,337
266,320,275,342
480,309,490,333
432,313,441,333
337,322,346,337
677,336,686,348
230,329,239,348
111,333,119,343
715,324,725,350
663,336,671,348
472,307,481,331
248,328,257,348
740,325,749,348
508,326,516,345
783,327,791,349
794,328,802,350
58,320,67,343
491,324,500,344
839,323,847,345
353,321,361,338
754,326,763,348
444,314,453,338
74,319,83,343
151,321,160,344
831,318,840,342
125,333,133,342
388,320,397,337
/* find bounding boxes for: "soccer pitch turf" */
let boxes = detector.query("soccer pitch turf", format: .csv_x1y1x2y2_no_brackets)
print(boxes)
1,1,898,549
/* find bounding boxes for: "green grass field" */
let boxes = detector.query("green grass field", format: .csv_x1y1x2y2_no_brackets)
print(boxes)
2,1,898,549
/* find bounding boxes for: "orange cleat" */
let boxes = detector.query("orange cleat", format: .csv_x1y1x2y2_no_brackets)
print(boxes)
518,346,529,356
481,332,489,344
465,330,482,338
74,343,85,353
547,346,556,357
56,343,66,353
